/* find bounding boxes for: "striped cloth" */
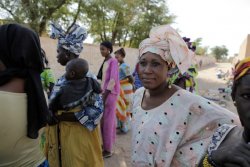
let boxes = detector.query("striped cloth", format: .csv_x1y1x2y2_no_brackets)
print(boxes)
116,78,133,121
234,57,250,81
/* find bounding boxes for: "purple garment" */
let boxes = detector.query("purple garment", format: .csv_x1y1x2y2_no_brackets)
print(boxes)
101,94,118,151
101,58,120,95
101,57,120,151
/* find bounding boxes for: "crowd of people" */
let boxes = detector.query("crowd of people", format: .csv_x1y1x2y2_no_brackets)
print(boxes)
0,22,250,167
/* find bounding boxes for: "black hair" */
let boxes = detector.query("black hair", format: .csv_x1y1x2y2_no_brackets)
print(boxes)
182,37,196,52
100,41,113,53
41,48,49,67
67,58,89,79
114,48,126,57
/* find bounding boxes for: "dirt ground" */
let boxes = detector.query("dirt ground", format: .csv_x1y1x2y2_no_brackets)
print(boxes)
104,63,237,167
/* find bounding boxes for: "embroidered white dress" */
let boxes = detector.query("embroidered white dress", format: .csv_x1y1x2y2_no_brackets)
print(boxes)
131,88,240,167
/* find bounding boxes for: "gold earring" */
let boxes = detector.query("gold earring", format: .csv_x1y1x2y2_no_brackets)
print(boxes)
168,80,172,89
168,84,172,89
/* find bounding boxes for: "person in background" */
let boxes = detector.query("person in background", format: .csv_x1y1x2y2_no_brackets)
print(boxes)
46,23,104,167
168,37,199,93
98,41,120,158
50,22,97,80
114,48,134,133
169,64,199,93
131,25,240,167
199,57,250,167
40,48,55,97
0,24,49,167
39,48,55,154
132,63,143,90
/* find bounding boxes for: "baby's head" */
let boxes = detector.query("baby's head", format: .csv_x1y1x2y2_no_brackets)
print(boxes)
65,58,89,80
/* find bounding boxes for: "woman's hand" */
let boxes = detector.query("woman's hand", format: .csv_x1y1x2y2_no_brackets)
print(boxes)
211,140,250,167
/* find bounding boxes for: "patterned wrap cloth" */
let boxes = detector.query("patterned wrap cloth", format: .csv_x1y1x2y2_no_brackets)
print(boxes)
139,25,194,74
234,57,250,81
50,22,87,55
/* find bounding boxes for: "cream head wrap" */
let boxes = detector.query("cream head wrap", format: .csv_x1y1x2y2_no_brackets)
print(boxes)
139,25,194,74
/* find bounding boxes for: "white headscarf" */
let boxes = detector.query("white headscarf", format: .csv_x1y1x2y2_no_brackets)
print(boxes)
139,25,194,74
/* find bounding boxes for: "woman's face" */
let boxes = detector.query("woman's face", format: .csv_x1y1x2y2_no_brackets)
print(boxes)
138,52,168,90
115,53,123,63
57,47,70,66
235,74,250,130
100,45,110,57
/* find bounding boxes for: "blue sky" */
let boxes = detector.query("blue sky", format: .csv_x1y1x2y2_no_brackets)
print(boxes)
167,0,250,56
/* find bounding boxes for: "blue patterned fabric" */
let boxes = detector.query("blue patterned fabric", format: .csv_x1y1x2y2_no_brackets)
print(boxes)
37,160,49,167
119,63,131,80
132,70,143,90
50,76,103,131
208,124,236,155
50,22,87,55
74,94,103,131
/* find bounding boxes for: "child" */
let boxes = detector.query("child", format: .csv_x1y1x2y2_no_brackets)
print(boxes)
49,58,103,131
114,48,134,133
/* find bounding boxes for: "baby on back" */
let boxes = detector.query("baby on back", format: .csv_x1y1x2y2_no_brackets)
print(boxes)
49,58,103,130
49,58,101,111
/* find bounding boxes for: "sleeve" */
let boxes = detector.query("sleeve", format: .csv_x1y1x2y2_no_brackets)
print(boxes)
207,124,236,154
106,59,119,92
46,69,55,84
171,92,241,166
44,69,55,88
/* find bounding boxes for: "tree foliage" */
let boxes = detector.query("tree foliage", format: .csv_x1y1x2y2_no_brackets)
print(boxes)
192,38,209,56
80,0,175,47
0,0,175,47
0,0,72,35
210,45,228,60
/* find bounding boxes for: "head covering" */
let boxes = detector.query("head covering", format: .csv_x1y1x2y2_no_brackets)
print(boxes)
0,24,49,139
234,57,250,81
50,22,88,55
100,41,113,53
139,25,194,74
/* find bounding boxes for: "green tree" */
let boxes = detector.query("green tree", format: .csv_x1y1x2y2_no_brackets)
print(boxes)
210,45,228,60
192,38,209,56
81,0,175,47
0,0,72,35
0,0,175,46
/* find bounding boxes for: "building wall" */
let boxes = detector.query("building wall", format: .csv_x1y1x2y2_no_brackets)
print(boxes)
40,37,216,79
233,34,250,64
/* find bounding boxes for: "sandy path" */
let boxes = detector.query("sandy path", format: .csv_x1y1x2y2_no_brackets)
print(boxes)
104,63,237,167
